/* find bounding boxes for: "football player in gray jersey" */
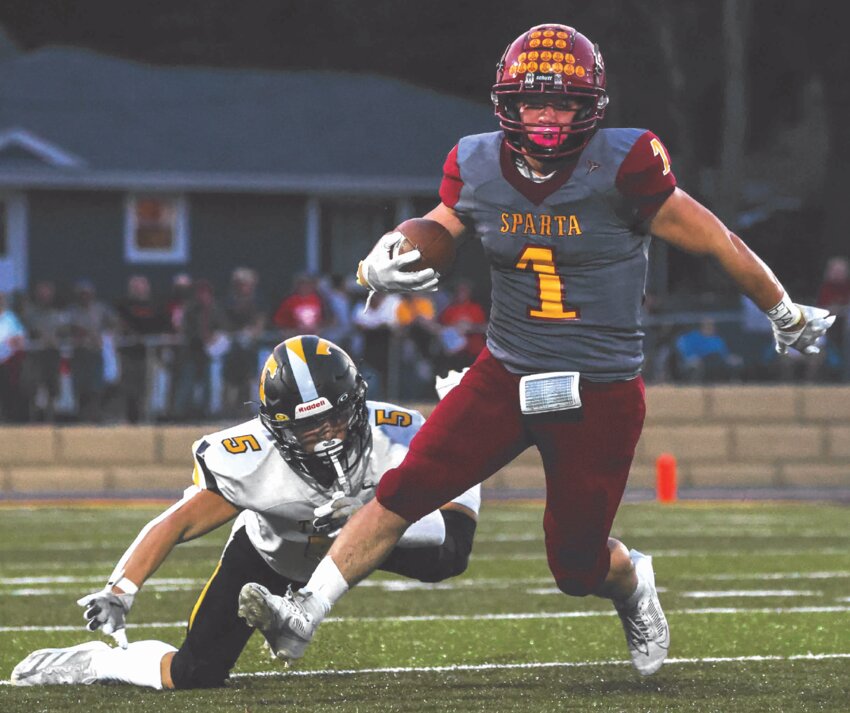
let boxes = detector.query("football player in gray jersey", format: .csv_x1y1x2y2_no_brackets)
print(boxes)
11,336,481,689
240,23,836,679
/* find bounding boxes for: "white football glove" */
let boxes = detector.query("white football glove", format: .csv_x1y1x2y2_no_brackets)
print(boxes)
357,231,439,293
772,304,836,355
312,491,365,537
76,586,136,648
435,367,470,400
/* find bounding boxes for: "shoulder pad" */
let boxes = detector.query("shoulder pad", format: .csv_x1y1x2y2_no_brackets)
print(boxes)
192,419,276,493
591,127,647,155
367,401,424,449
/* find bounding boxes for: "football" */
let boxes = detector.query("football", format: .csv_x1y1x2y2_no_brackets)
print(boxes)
395,218,456,273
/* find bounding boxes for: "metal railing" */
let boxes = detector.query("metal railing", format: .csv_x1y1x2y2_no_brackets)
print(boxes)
3,308,848,424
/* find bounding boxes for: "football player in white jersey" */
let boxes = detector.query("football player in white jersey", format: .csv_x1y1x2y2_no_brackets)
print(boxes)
11,335,481,689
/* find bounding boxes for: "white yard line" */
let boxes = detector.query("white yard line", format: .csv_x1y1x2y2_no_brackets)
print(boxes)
681,590,820,598
471,547,850,560
2,605,848,633
0,576,198,586
227,652,850,679
2,572,848,597
704,571,850,580
3,651,849,686
23,531,844,549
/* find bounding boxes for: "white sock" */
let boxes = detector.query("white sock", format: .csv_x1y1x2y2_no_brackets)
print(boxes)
303,556,349,617
450,483,482,515
621,569,649,609
91,640,177,690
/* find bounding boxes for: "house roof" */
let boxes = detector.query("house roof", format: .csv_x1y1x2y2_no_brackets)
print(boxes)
0,47,496,195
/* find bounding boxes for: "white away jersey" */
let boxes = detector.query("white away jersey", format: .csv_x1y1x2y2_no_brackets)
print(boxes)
191,401,424,582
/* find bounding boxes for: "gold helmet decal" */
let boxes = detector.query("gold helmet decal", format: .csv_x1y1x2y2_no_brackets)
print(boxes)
283,335,334,363
258,353,279,405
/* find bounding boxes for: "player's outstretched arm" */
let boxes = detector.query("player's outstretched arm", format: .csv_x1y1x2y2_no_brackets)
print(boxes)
78,489,239,647
650,188,835,354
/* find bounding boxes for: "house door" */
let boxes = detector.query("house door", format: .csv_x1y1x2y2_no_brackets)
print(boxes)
0,192,28,294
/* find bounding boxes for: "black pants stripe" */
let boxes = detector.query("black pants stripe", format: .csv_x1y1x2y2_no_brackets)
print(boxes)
170,527,302,689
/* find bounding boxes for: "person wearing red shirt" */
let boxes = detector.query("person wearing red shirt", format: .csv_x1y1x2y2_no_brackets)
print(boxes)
272,275,326,333
438,280,487,370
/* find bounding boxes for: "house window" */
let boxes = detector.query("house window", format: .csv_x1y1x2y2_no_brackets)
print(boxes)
124,194,188,263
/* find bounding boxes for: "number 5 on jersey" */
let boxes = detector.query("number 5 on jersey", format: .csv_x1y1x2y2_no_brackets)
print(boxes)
222,434,261,454
515,246,580,320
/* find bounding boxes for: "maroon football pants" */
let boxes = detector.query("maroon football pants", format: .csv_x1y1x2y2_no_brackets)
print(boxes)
376,348,646,595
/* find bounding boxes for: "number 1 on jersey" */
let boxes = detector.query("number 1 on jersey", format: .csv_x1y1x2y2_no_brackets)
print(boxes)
515,246,580,320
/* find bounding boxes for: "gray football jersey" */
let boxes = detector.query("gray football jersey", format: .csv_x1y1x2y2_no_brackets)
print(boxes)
451,128,671,380
191,401,423,582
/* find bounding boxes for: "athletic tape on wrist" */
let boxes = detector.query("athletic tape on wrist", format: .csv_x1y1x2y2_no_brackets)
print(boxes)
766,292,802,330
112,577,139,595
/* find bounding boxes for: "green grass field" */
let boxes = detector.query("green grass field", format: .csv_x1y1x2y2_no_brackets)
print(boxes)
1,500,848,712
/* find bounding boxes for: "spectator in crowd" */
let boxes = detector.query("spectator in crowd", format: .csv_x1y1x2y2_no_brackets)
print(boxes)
115,275,169,423
166,274,193,334
0,291,27,422
395,293,439,399
396,293,437,349
674,318,743,383
222,267,266,418
272,274,326,334
638,292,679,384
351,291,401,401
816,256,850,309
65,279,119,421
145,273,194,421
816,255,850,379
737,294,781,381
317,274,354,351
171,279,227,421
19,280,67,421
437,280,487,373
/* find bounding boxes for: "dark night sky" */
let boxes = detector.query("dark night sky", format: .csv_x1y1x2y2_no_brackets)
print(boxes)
1,0,846,296
0,0,832,157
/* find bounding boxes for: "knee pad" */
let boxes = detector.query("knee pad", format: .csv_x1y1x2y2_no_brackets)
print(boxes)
441,509,476,571
421,509,477,582
380,510,477,583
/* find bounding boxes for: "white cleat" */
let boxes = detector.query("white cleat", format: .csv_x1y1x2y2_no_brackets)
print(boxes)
238,583,322,661
615,549,670,676
11,641,109,686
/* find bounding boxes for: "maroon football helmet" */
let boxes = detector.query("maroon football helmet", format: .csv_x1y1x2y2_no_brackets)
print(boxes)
492,24,608,159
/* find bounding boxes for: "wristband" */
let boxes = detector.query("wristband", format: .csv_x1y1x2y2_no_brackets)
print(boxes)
766,292,802,330
111,576,139,595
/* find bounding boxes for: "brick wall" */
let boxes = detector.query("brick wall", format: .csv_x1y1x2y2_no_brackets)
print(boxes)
2,386,848,497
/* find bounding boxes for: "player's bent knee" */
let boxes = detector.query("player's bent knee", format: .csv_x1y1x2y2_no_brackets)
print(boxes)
554,571,604,597
555,577,592,597
379,510,476,583
169,649,230,689
551,546,611,597
418,509,476,582
429,509,476,581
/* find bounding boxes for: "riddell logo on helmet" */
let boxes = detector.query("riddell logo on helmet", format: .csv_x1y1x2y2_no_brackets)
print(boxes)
295,398,332,418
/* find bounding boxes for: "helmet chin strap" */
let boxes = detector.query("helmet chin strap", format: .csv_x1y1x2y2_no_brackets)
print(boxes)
314,439,350,495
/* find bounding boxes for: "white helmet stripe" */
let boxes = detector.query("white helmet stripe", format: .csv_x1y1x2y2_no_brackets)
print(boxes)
286,344,319,403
